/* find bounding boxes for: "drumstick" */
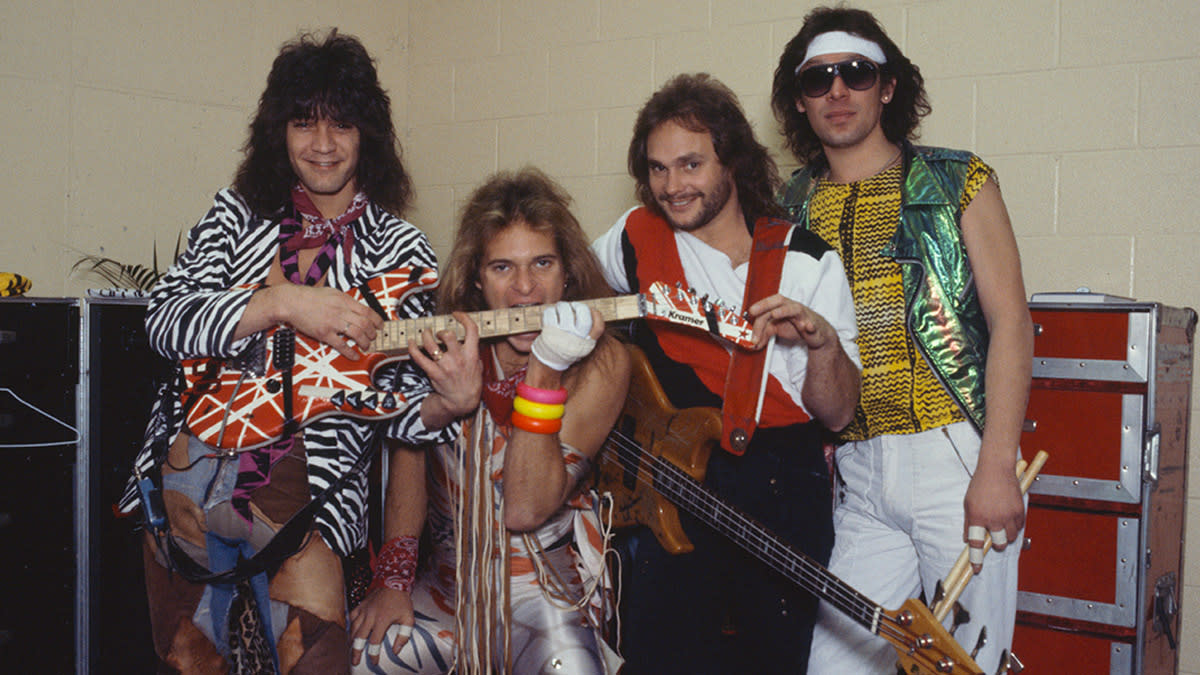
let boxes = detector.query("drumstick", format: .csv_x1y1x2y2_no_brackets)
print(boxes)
933,450,1049,622
940,459,1028,595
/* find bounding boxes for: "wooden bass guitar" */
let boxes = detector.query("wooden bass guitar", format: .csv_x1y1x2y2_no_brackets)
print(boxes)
180,267,755,450
595,344,984,675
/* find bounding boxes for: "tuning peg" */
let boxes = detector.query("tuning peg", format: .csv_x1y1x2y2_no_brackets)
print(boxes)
969,626,988,661
949,602,971,637
930,580,946,608
1002,651,1024,674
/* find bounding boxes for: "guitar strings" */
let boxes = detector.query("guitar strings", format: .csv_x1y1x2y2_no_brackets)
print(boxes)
600,429,873,618
599,429,928,655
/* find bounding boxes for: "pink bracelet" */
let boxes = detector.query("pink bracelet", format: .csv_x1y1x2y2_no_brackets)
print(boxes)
371,535,418,593
516,382,567,405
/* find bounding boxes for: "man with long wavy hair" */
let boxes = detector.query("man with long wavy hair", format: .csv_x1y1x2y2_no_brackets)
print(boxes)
774,7,1032,673
592,73,861,673
351,167,630,674
120,31,476,673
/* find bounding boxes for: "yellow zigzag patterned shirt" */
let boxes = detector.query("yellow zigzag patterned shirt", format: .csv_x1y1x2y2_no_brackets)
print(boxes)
808,156,992,440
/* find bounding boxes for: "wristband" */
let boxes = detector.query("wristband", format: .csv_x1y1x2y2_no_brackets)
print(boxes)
511,410,563,434
513,396,565,420
516,382,568,405
371,535,418,593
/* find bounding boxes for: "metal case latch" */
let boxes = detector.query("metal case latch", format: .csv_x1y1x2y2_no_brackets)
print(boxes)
1143,423,1162,486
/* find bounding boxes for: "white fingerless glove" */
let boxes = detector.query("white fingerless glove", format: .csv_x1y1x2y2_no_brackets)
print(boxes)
531,301,596,371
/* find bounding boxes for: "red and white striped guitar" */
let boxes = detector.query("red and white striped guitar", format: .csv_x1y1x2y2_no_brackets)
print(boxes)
179,266,755,450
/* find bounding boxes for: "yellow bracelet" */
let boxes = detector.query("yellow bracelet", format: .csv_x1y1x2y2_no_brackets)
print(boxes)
513,396,565,420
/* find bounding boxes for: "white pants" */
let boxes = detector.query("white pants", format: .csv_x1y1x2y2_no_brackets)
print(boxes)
807,422,1021,675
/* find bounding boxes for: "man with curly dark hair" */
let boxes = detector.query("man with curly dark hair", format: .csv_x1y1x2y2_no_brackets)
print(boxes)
121,30,477,673
593,72,861,674
773,7,1032,673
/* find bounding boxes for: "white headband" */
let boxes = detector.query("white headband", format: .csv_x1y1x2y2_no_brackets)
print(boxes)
796,31,887,73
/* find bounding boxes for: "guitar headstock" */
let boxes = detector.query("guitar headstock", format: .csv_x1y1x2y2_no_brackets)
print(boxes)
641,281,755,349
886,599,984,675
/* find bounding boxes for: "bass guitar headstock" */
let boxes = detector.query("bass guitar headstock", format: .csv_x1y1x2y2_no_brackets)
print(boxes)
886,599,983,675
641,281,755,349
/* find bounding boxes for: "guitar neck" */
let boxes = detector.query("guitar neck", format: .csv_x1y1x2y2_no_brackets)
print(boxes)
370,295,644,354
624,439,887,635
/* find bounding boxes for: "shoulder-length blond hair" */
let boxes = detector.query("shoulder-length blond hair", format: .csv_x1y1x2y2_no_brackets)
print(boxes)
438,167,612,313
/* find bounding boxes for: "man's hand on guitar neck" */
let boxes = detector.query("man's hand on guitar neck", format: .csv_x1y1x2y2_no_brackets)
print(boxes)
236,283,384,360
411,311,483,430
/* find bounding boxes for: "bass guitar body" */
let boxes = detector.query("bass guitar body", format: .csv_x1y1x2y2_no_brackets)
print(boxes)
594,344,720,554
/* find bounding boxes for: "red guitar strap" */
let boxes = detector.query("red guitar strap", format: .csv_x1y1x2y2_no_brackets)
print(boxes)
623,209,805,456
624,210,732,400
720,217,790,454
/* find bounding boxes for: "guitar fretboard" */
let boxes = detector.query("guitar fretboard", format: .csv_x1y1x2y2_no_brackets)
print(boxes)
604,432,887,635
370,295,644,355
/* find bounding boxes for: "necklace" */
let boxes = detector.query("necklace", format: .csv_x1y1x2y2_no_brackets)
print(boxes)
823,145,902,184
874,146,902,176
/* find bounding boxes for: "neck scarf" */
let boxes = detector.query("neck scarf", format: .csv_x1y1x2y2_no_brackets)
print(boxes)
480,345,527,427
277,184,368,285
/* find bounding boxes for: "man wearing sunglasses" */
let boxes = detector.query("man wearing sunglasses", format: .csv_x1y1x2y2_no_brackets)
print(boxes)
772,6,1032,674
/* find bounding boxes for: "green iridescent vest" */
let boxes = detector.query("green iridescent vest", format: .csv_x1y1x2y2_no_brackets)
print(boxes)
779,143,989,433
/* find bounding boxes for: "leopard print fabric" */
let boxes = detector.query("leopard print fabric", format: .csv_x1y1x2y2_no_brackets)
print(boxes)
228,579,276,674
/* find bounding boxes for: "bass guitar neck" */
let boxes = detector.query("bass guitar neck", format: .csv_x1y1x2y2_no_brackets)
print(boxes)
595,344,983,675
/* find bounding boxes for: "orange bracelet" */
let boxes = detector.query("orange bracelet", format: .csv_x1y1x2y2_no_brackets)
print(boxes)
511,410,562,434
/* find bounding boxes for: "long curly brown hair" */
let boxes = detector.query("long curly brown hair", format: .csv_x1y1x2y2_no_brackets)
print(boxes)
233,30,412,218
629,73,784,224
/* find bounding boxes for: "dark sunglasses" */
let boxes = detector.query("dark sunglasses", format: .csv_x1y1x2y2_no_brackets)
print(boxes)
797,59,880,98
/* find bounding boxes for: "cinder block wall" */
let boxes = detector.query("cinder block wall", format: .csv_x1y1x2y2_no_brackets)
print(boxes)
3,0,1199,670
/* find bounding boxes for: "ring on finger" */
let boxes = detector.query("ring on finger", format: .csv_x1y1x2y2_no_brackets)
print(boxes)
430,348,443,361
396,624,414,638
367,643,382,656
352,637,367,651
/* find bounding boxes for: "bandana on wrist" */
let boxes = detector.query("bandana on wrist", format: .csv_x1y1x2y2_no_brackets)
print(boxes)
370,536,419,593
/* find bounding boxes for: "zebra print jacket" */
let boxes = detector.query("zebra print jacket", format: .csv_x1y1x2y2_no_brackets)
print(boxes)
119,188,455,557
